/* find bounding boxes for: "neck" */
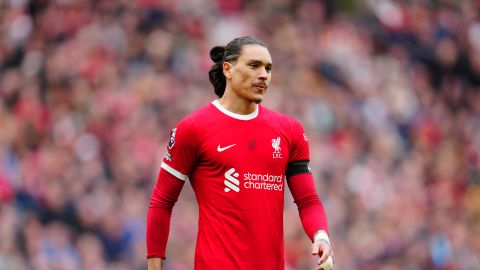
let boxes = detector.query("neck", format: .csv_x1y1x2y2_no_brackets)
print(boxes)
219,89,257,115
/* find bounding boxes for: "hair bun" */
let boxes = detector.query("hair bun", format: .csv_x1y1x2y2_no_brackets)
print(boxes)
210,46,225,62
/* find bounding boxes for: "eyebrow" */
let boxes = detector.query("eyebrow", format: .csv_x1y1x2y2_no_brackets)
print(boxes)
248,59,273,67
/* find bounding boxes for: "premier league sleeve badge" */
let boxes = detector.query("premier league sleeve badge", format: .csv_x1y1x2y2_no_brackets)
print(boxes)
168,128,177,149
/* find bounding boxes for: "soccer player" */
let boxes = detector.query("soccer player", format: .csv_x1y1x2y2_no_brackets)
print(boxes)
146,36,333,270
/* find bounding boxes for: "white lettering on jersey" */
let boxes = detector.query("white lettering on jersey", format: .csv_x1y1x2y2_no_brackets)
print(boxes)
223,168,284,193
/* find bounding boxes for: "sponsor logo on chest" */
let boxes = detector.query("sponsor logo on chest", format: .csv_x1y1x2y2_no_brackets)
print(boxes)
218,136,285,193
223,167,284,193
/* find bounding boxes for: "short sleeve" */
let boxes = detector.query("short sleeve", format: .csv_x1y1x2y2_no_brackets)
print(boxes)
289,118,310,162
161,116,199,181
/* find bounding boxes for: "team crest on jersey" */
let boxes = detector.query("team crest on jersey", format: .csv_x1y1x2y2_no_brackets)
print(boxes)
272,137,282,159
168,128,177,149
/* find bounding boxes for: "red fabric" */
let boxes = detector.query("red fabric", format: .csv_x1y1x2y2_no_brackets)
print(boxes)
147,101,320,269
162,102,309,269
146,168,185,259
287,173,329,240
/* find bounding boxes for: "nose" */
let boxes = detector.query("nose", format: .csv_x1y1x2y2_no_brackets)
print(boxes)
258,67,269,80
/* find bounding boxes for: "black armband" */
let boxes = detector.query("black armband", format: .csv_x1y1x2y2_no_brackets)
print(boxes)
286,160,312,177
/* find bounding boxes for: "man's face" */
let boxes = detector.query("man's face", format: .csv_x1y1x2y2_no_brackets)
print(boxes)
225,45,273,104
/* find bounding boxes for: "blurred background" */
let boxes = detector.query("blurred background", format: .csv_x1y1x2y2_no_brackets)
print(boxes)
0,0,479,269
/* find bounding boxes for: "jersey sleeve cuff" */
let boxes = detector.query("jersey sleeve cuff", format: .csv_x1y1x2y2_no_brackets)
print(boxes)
146,254,166,259
160,162,188,181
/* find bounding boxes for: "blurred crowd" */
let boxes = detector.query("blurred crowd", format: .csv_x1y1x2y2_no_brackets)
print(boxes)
0,0,479,269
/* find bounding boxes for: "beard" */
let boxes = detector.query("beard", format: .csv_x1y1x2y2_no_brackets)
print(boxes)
250,95,263,104
250,91,265,104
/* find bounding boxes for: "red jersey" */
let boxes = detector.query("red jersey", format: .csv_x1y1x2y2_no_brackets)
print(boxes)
160,100,310,269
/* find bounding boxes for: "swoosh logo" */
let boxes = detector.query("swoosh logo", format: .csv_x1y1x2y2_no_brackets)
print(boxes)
217,144,236,152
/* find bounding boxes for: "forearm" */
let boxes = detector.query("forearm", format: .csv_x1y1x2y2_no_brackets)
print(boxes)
146,168,185,258
298,197,329,241
146,204,172,259
287,173,329,240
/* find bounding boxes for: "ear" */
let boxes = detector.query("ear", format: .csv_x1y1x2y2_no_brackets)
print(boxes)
223,62,233,79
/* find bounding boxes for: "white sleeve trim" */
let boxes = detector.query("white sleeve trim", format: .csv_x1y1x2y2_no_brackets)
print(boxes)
313,230,330,246
161,162,188,181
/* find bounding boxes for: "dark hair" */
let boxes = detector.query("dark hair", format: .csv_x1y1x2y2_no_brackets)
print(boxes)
208,36,268,98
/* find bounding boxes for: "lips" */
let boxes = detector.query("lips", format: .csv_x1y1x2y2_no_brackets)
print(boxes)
253,83,267,91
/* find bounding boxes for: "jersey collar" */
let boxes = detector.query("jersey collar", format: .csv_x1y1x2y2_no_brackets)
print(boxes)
212,100,259,120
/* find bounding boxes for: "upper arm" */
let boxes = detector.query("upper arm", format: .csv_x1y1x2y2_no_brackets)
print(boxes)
288,117,310,163
161,116,199,181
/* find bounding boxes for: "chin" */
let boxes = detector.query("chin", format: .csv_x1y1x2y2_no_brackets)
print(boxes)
252,96,263,104
250,92,265,104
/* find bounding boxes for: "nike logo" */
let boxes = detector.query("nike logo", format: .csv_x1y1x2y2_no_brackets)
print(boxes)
217,144,236,152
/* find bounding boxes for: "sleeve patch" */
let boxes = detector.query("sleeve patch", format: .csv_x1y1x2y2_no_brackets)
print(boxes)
168,128,177,149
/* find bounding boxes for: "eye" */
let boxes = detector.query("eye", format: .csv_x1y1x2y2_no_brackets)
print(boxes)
249,63,258,68
266,66,272,73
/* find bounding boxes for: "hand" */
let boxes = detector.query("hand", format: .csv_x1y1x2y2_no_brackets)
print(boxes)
312,238,334,270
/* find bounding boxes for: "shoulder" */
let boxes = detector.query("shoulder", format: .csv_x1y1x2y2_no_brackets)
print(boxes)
260,106,304,129
176,103,214,125
183,103,218,123
173,103,221,137
169,105,212,148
